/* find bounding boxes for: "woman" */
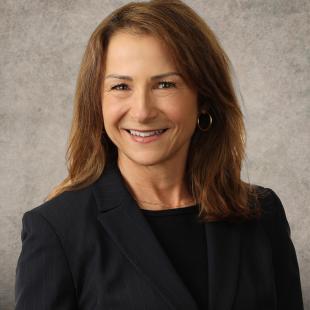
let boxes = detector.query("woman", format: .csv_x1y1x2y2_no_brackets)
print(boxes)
15,0,304,309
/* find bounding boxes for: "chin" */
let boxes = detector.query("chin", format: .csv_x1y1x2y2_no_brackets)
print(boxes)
120,152,169,167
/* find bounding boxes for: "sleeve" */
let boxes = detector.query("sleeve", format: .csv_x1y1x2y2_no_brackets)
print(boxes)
265,188,304,310
15,210,78,310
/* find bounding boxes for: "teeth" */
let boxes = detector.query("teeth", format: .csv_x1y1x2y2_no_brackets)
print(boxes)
128,129,165,137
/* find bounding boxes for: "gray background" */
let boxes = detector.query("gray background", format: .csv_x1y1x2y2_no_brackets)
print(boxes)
0,0,309,309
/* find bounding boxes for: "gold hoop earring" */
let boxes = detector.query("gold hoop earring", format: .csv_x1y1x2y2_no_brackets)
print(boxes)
197,112,212,131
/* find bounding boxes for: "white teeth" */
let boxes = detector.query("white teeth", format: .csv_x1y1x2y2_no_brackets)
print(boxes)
128,129,165,137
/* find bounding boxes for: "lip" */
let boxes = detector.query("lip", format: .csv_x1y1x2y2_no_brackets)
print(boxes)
123,128,168,144
124,128,168,132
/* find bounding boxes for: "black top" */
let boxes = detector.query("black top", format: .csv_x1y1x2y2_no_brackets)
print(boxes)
141,205,208,310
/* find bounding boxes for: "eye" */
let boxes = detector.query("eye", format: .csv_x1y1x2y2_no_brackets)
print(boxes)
110,83,128,91
110,81,176,91
157,81,176,89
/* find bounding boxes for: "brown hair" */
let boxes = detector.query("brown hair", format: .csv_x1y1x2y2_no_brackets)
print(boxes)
44,0,267,223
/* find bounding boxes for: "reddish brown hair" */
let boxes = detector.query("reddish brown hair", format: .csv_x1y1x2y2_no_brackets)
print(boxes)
45,0,267,222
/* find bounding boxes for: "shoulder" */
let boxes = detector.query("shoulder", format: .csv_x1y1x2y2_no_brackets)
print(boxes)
22,184,97,236
239,184,291,238
256,185,289,222
251,185,292,240
249,184,287,219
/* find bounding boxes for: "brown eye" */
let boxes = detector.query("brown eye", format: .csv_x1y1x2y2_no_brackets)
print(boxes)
111,83,129,91
158,81,176,89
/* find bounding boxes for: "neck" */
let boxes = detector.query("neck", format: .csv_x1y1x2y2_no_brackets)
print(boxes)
117,154,194,210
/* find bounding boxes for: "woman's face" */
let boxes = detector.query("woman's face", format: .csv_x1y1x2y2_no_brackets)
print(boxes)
101,31,198,167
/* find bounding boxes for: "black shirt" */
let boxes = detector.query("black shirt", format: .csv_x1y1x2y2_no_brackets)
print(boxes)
140,205,208,310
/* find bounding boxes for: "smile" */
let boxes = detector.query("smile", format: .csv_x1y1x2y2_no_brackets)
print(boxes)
126,128,168,137
124,128,168,144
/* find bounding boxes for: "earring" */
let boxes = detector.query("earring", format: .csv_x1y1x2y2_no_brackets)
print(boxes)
197,112,212,131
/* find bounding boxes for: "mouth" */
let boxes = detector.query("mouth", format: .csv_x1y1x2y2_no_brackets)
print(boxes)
123,128,169,143
123,128,169,136
124,128,169,133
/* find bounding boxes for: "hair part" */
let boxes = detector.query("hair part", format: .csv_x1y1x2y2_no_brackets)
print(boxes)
44,0,267,223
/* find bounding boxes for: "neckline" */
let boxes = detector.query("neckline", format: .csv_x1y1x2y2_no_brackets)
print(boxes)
140,204,198,216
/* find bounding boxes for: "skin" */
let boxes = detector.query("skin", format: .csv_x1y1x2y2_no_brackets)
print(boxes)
101,31,199,210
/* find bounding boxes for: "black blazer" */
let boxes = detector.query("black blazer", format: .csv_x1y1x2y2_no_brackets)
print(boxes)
15,160,304,310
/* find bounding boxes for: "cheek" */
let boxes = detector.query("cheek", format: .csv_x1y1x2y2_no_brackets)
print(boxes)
166,101,197,126
102,99,124,127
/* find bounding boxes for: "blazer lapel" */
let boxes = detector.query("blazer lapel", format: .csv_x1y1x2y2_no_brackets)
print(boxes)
92,159,241,310
92,159,199,310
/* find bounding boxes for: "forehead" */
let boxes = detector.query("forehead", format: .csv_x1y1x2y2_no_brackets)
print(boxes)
105,31,176,70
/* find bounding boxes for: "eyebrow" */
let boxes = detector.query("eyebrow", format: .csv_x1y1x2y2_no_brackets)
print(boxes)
104,72,182,81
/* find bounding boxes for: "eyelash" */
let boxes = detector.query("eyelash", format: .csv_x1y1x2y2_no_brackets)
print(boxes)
110,81,176,91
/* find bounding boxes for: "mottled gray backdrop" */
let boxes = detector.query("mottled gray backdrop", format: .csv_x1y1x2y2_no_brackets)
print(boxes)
0,0,309,309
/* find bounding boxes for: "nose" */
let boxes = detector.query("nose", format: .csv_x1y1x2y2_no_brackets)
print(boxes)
129,87,158,123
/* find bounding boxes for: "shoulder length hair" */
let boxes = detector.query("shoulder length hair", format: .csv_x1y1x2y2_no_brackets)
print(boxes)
44,0,266,223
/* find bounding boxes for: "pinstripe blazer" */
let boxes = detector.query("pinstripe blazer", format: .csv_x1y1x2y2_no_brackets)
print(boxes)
15,159,304,310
